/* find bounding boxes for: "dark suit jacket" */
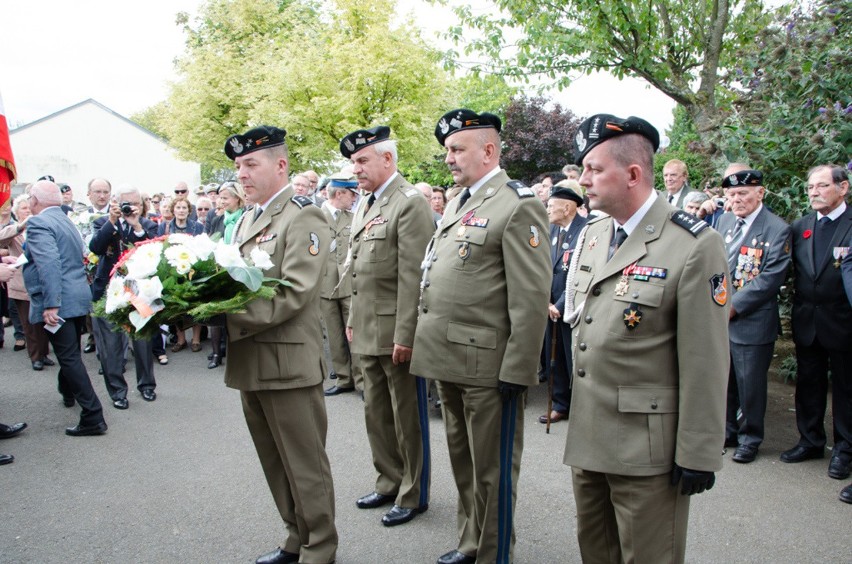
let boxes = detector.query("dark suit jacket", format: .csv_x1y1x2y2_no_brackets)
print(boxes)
717,207,791,345
22,206,91,323
791,205,852,350
156,218,204,237
551,216,588,308
89,215,159,301
206,213,225,237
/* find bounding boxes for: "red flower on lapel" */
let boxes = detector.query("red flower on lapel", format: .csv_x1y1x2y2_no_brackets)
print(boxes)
802,229,812,239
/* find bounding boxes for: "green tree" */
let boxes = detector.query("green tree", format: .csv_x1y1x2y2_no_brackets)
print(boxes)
438,0,775,154
720,0,852,221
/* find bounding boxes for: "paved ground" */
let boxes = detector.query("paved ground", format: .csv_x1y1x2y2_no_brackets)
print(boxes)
0,325,849,563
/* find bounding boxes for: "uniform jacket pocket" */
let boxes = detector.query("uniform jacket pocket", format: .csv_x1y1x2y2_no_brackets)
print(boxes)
617,386,678,467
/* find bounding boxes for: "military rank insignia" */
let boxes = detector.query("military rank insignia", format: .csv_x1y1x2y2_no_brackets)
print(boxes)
308,233,320,256
529,225,540,247
709,273,728,306
623,304,642,329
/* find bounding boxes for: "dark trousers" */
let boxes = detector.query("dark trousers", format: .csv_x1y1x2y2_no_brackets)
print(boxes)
794,341,852,457
92,316,156,401
43,316,104,426
13,299,50,362
726,342,774,447
543,321,572,414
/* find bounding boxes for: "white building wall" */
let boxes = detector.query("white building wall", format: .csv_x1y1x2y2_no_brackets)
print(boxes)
10,100,200,203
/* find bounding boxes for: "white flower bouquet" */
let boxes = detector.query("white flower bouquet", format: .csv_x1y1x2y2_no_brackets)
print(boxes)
92,233,287,340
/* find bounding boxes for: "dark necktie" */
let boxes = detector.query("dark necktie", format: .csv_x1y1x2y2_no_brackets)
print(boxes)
555,229,567,262
608,227,627,261
727,218,746,260
667,194,674,205
365,194,376,211
813,216,833,269
254,206,263,222
457,188,472,209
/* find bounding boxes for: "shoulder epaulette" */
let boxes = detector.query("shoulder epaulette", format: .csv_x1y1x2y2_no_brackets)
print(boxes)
507,180,535,198
670,210,709,236
291,195,314,209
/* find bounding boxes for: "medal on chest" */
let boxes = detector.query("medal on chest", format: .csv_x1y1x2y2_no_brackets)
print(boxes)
614,262,638,297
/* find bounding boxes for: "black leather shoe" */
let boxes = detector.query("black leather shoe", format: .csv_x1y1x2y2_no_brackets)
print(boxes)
437,549,476,564
41,357,55,366
828,454,851,480
65,422,108,436
780,445,824,463
63,396,76,408
356,491,396,509
83,342,96,354
732,445,758,463
724,437,739,448
840,484,852,504
113,398,129,410
382,504,427,527
208,354,221,369
0,453,13,465
255,547,299,564
324,385,355,397
0,422,27,439
13,341,26,351
31,361,44,371
141,389,157,402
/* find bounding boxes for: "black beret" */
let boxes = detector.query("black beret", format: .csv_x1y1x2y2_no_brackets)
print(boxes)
38,175,55,183
435,108,502,146
224,126,287,160
340,126,391,159
549,187,583,205
722,169,763,188
573,114,660,166
59,184,71,193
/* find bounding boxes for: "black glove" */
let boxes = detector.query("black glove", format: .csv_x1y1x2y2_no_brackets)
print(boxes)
670,464,715,496
498,381,527,403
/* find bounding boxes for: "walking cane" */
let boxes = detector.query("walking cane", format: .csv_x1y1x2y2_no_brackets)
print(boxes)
547,319,557,434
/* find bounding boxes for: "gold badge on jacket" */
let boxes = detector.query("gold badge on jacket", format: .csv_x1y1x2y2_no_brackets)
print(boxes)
529,225,540,248
623,304,643,329
308,232,320,256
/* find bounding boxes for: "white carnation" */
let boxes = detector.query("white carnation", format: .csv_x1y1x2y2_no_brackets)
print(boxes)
185,233,217,261
214,244,246,268
174,259,193,275
250,247,275,270
124,242,163,279
135,276,164,302
105,276,130,314
164,244,199,269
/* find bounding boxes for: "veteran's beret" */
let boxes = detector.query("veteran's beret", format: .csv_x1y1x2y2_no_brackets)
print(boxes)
434,108,502,146
340,126,391,159
59,184,71,193
224,126,287,160
573,114,660,166
721,169,763,188
549,187,583,205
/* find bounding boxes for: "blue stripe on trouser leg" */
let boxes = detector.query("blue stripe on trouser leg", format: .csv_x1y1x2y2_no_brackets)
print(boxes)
496,394,517,563
415,376,431,508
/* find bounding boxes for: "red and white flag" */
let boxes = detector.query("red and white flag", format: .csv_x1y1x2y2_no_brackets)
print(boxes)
0,91,17,210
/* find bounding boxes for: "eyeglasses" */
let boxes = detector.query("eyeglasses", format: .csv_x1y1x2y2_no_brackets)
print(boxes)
152,200,161,204
174,189,188,194
197,207,210,211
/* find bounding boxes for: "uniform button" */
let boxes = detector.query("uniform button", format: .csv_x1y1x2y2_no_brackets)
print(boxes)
651,402,658,410
578,343,587,351
353,290,357,295
442,233,448,238
592,287,601,296
584,315,592,324
352,273,356,278
352,254,357,259
424,281,430,287
577,369,586,377
239,329,248,336
469,337,475,343
422,307,428,313
354,236,359,242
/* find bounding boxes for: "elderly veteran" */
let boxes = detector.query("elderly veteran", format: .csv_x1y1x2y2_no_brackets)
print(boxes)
223,125,337,564
320,174,361,396
342,125,434,528
563,114,730,563
411,109,551,564
715,169,791,463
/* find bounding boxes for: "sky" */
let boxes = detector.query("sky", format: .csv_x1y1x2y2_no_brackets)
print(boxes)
1,0,675,138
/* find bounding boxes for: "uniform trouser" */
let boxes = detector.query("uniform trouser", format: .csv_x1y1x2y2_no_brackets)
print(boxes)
241,385,338,564
572,469,690,564
361,354,430,509
794,341,852,457
13,299,49,362
92,316,156,400
437,381,524,563
726,341,774,447
42,316,105,427
320,296,360,390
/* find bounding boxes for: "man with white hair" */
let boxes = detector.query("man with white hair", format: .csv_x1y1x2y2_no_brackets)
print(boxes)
23,180,108,436
341,125,434,527
89,184,159,409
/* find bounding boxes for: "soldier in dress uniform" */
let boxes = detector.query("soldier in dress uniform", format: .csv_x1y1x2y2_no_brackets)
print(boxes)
223,125,337,564
321,174,361,396
562,114,730,563
410,109,551,564
342,125,434,527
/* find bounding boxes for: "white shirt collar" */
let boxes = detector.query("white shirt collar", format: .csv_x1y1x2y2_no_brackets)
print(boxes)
818,201,846,221
371,171,399,203
613,191,658,236
737,203,763,233
667,186,685,202
257,185,289,212
468,166,502,196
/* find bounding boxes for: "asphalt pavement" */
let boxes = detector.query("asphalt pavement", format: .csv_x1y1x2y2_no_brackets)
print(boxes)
0,325,849,563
